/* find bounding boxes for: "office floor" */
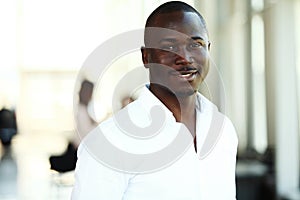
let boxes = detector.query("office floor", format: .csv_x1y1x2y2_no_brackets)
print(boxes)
0,133,74,200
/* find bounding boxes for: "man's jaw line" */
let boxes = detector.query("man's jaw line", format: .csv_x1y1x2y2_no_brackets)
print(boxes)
149,83,197,98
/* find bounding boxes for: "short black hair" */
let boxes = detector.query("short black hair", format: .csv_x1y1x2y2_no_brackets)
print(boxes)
145,1,207,30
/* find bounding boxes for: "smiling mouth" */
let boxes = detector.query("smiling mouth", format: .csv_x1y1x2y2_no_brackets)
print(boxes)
169,69,199,80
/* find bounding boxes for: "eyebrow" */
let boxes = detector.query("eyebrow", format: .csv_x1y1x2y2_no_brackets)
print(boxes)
159,38,177,43
159,36,206,44
191,36,205,41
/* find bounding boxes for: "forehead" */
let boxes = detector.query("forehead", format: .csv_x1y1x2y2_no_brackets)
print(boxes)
145,11,208,44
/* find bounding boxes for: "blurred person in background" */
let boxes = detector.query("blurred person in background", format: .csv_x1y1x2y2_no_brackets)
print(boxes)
49,79,97,172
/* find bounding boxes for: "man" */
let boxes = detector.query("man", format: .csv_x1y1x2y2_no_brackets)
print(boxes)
72,1,238,199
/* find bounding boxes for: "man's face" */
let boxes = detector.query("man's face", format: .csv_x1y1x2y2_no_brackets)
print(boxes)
142,11,210,97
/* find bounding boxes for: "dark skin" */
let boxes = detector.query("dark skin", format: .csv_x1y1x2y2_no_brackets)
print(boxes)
141,11,210,151
79,83,93,106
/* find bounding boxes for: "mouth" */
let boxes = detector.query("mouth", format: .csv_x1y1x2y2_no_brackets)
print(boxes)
169,68,199,81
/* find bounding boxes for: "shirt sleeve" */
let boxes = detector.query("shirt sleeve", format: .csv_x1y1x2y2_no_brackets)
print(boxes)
71,144,130,200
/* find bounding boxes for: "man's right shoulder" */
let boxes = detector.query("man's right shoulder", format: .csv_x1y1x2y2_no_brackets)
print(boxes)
82,99,149,142
101,99,146,126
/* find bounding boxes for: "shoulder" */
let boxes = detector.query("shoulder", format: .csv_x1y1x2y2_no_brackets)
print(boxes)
95,99,149,133
198,92,237,140
197,93,238,152
222,115,239,145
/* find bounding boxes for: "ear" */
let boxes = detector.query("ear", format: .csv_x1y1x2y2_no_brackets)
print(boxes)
141,46,150,68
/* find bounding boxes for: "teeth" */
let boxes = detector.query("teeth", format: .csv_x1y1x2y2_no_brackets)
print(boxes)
178,73,193,78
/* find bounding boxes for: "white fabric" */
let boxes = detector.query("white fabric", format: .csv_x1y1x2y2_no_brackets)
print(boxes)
73,104,97,147
72,86,238,200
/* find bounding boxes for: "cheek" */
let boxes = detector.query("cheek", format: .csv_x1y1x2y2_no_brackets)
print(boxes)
150,50,176,65
193,50,210,64
155,57,174,66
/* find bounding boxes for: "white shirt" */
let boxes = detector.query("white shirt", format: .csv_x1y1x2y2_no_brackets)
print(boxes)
72,86,238,200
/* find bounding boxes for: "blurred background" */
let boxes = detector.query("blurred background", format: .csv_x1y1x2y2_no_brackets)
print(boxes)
0,0,300,199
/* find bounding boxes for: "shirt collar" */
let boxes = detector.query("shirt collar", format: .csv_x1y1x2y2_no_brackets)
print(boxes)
138,85,204,117
138,85,174,118
195,92,203,112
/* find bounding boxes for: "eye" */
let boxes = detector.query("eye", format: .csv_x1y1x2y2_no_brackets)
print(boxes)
190,42,201,48
161,44,177,51
190,41,205,48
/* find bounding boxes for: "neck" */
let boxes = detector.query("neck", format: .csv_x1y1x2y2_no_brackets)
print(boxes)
149,84,198,152
149,84,197,122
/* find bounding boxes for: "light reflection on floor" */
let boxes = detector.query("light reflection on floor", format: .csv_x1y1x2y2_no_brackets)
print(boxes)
0,133,74,200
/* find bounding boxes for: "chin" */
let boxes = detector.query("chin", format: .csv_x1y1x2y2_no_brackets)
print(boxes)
174,89,196,98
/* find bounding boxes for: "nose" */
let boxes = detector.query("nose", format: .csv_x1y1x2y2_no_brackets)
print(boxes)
175,47,193,65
